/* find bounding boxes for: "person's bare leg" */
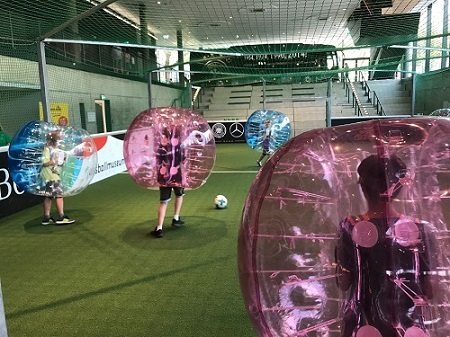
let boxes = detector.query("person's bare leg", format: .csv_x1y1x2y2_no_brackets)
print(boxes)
173,196,183,219
55,197,64,218
43,197,52,217
257,154,265,166
157,202,168,230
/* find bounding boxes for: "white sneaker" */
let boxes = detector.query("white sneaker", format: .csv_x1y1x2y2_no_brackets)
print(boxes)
55,216,75,225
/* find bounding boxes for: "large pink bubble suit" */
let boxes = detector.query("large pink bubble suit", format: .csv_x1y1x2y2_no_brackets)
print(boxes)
123,107,216,189
238,117,450,337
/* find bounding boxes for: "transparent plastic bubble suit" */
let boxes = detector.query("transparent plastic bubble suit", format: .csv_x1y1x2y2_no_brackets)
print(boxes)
245,110,291,153
8,121,98,197
123,107,215,189
238,117,450,337
430,108,450,117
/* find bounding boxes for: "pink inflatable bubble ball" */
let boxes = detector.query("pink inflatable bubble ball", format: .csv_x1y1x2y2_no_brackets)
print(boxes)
239,117,450,337
123,107,216,189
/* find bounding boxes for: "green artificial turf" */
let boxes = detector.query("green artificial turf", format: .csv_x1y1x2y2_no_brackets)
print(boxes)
0,143,260,337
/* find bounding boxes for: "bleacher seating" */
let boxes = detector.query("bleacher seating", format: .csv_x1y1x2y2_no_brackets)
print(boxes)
199,79,413,136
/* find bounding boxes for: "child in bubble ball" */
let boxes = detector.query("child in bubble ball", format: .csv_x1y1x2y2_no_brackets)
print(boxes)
40,131,75,225
335,154,438,337
257,119,274,167
151,126,185,238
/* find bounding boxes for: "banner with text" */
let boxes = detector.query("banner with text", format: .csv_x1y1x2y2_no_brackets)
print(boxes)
90,134,126,184
0,132,126,219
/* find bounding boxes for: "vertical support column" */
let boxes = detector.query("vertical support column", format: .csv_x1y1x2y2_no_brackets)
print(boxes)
139,5,157,73
68,0,81,63
400,54,406,79
442,0,449,69
326,79,332,127
177,30,185,85
37,40,51,122
425,4,432,73
411,74,416,116
405,42,413,76
138,4,148,77
412,41,417,73
262,78,266,110
139,4,155,108
148,71,153,108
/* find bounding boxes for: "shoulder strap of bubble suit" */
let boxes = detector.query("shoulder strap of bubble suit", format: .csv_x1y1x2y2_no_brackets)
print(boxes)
347,213,370,226
398,214,421,224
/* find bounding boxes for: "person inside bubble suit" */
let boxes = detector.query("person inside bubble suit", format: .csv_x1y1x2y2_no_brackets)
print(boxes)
40,130,75,225
335,154,438,337
151,125,186,238
257,119,274,167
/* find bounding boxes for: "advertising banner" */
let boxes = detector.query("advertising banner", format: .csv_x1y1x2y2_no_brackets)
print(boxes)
208,120,246,143
90,134,126,184
0,148,42,219
39,102,70,125
0,132,127,219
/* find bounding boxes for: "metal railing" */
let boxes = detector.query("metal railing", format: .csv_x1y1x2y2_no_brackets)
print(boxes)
359,72,386,116
343,75,368,116
191,86,202,110
371,91,386,116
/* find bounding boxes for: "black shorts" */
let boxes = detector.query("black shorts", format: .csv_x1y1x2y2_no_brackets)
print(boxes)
44,180,63,198
159,187,185,203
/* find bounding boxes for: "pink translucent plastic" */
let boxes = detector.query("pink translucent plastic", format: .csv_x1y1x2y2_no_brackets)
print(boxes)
123,107,216,189
239,117,450,337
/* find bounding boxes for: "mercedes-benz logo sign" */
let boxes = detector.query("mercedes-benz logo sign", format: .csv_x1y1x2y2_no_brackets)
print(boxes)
212,123,226,138
229,122,244,138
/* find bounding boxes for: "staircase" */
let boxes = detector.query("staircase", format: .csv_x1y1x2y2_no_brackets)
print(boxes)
364,78,413,116
332,76,413,116
193,87,214,115
192,78,413,135
331,79,379,117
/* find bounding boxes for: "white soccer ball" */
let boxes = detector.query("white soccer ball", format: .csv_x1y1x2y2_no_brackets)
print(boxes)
214,195,228,209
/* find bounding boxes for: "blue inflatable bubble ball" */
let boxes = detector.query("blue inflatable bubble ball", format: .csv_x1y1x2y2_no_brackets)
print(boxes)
430,108,450,117
245,110,291,153
8,121,98,197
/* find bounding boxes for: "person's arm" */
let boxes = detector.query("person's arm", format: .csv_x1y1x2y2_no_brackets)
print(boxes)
42,147,56,167
420,222,440,300
335,221,355,291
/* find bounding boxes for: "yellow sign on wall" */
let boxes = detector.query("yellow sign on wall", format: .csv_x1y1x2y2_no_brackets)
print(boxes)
39,102,70,125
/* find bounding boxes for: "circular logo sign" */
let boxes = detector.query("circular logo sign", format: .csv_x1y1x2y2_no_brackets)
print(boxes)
212,123,226,139
229,122,245,138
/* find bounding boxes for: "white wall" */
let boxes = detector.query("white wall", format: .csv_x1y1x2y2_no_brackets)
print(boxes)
0,55,182,135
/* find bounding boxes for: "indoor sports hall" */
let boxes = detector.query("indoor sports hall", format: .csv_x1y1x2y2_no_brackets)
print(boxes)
0,0,449,336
